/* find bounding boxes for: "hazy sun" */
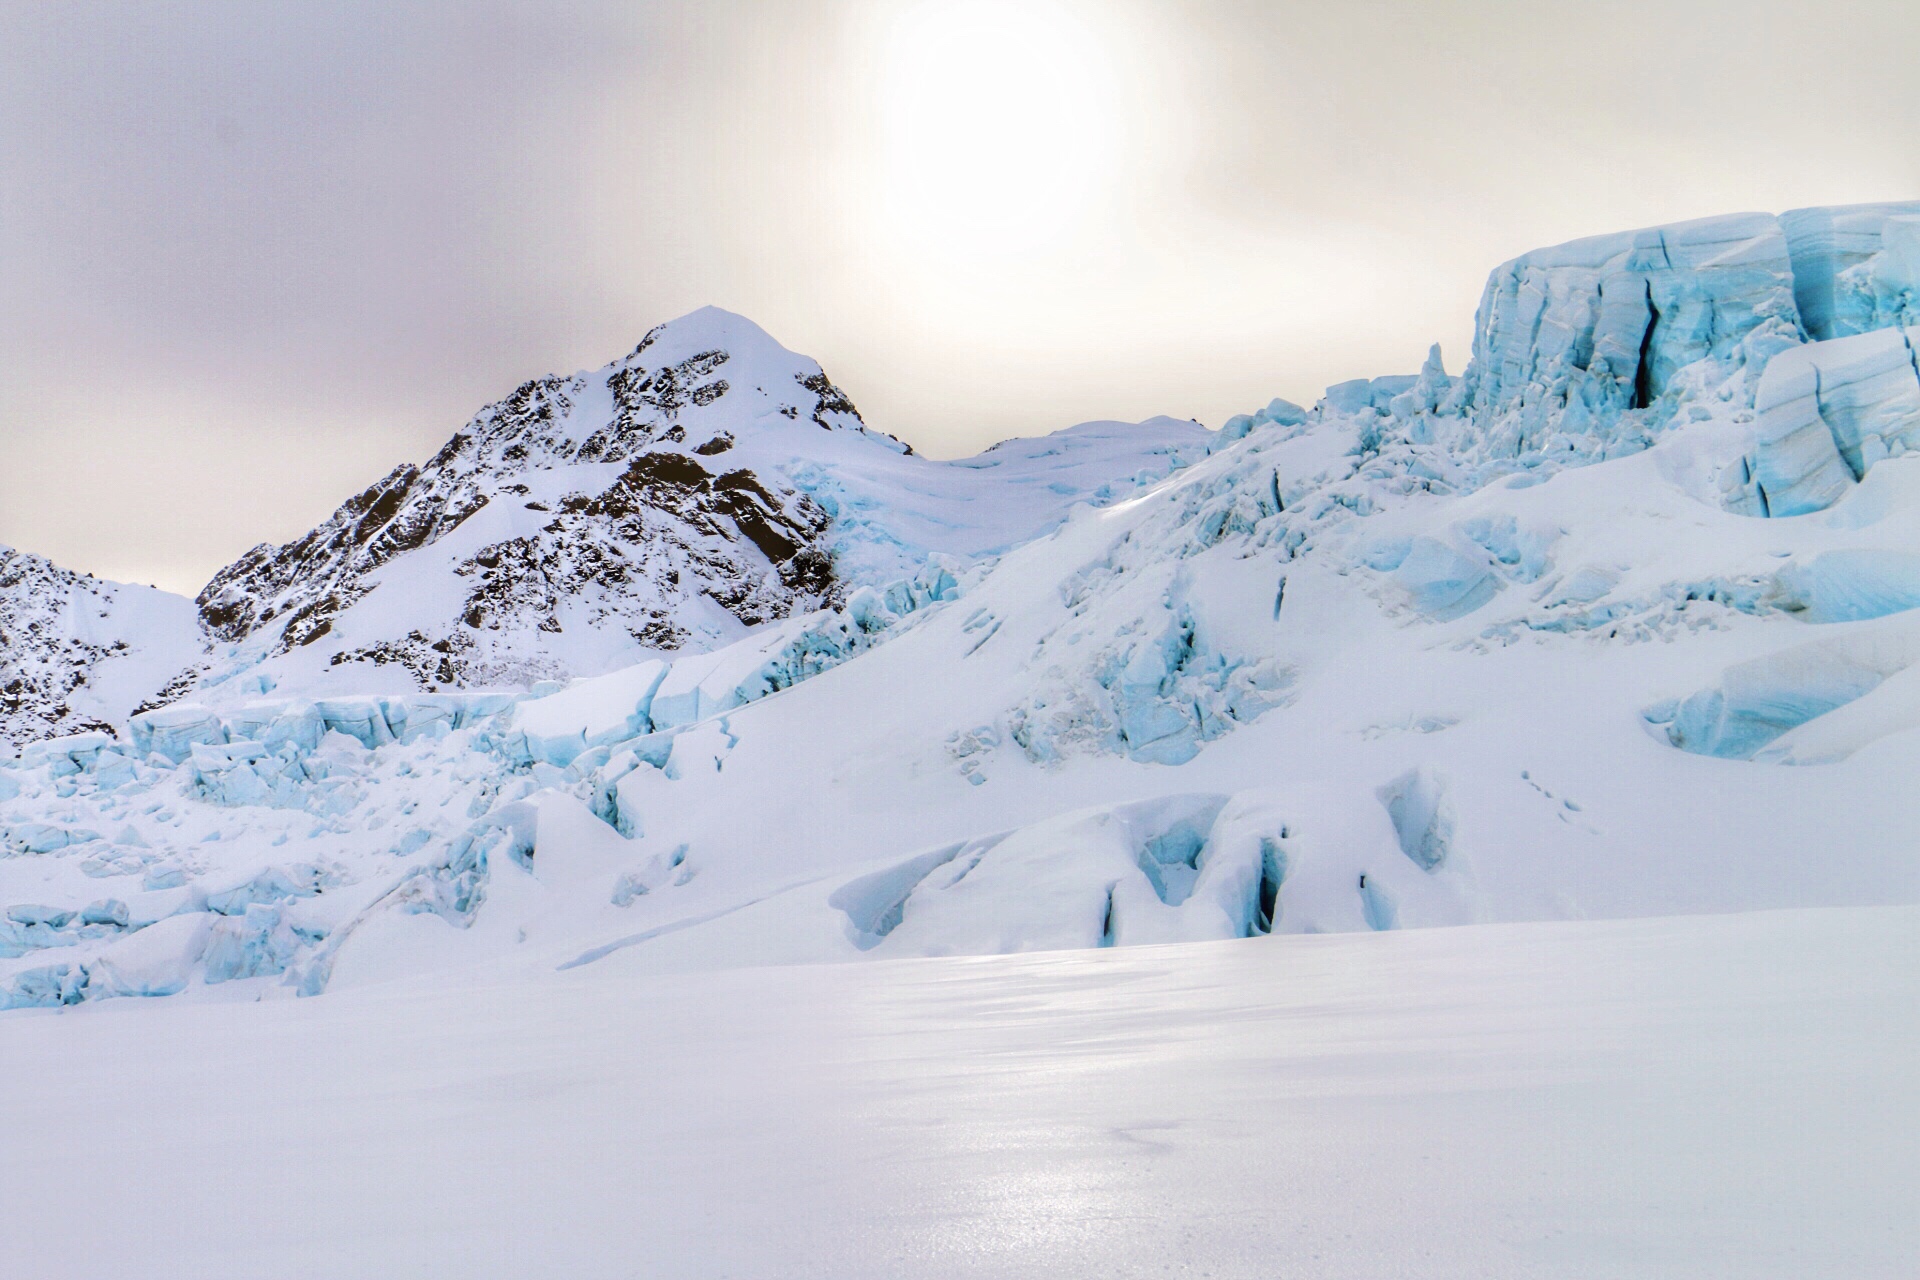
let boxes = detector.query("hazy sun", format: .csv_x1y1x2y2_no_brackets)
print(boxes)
878,0,1120,253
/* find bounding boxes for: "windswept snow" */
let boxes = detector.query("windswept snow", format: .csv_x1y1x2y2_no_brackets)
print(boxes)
3,906,1914,1279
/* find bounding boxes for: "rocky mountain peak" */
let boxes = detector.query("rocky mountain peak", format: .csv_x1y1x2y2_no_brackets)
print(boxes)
4,308,1213,744
187,309,889,696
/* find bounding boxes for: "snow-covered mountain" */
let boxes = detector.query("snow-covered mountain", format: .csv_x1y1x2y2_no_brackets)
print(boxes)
0,547,201,747
1,308,1212,741
3,204,1919,1012
174,306,1211,708
188,309,898,697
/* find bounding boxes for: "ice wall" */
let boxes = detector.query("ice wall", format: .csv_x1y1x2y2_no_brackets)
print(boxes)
1729,326,1920,516
1457,212,1801,438
1446,202,1920,513
1781,202,1920,341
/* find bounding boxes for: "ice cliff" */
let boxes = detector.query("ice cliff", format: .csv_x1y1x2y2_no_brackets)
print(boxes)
1433,203,1920,511
1210,204,1920,527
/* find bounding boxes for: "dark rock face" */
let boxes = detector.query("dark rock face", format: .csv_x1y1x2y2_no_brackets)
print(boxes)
199,461,490,650
190,320,857,691
439,453,832,658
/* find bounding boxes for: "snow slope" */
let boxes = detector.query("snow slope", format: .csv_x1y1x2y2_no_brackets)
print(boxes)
0,546,202,746
5,345,1919,1003
3,905,1913,1279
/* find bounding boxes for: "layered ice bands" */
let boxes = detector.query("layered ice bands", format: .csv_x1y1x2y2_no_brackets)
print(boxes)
1781,202,1920,341
1734,326,1920,516
1444,202,1920,509
1461,211,1802,429
1649,619,1920,761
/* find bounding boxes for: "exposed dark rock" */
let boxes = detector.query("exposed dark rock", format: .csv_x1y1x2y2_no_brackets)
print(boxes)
0,548,153,744
177,324,849,699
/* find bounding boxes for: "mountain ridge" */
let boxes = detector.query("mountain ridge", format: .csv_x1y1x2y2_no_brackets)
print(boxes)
1,306,1214,745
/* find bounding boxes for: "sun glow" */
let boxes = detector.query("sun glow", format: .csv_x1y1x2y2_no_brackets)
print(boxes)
877,0,1122,254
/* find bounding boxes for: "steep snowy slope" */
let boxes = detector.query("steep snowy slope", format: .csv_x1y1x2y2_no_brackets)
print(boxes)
4,204,1919,1009
0,547,201,747
179,307,1211,706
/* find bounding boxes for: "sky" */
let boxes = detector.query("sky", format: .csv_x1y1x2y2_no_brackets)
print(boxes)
3,0,1918,595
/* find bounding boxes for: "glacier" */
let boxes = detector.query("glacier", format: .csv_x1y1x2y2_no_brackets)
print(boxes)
1315,203,1920,520
0,207,1915,1022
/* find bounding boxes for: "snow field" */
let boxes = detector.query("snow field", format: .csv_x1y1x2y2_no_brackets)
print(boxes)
3,905,1913,1279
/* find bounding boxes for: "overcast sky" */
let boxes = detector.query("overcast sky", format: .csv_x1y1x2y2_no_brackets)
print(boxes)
5,0,1918,594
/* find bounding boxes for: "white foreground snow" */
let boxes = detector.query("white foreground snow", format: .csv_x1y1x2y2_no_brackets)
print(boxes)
4,904,1914,1279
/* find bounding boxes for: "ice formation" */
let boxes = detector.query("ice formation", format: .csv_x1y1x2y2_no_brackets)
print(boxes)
835,793,1294,955
1732,326,1920,516
5,204,1920,1009
1376,767,1454,871
1782,203,1920,340
1648,619,1920,760
1296,203,1920,512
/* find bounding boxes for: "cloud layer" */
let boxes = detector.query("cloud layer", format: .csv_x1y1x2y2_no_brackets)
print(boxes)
4,0,1917,591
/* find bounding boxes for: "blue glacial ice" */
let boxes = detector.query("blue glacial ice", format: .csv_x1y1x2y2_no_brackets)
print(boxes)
1210,204,1920,518
1648,624,1920,759
1376,767,1454,871
0,557,976,1008
836,793,1296,955
1455,211,1803,444
1731,326,1920,516
1771,550,1920,623
201,903,313,984
1007,604,1292,767
1782,203,1920,340
508,557,962,769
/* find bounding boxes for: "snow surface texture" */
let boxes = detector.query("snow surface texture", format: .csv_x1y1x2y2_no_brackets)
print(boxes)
3,204,1920,1010
3,906,1914,1279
